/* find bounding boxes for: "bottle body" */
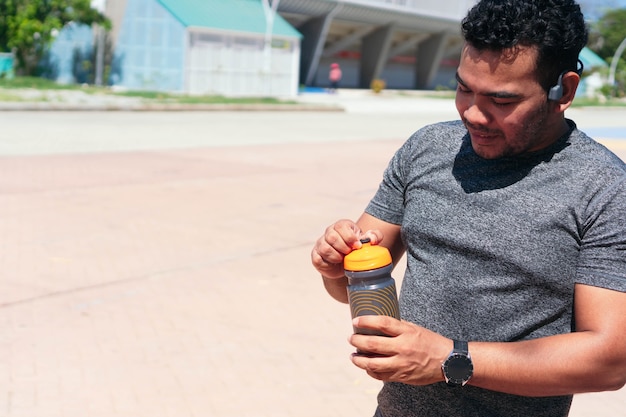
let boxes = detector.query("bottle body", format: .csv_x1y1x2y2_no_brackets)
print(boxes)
346,263,400,336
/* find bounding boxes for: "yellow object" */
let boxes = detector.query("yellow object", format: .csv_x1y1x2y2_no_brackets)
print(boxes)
370,78,386,93
344,239,392,271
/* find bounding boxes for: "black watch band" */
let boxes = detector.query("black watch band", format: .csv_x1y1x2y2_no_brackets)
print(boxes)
442,339,473,387
454,339,469,354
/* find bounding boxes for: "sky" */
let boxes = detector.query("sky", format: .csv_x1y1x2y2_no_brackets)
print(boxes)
91,0,105,12
578,0,626,20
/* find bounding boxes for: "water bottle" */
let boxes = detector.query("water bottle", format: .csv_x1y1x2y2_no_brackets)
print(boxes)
344,238,400,336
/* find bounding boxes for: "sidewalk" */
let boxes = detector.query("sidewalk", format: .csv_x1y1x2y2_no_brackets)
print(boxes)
0,95,624,417
0,86,344,112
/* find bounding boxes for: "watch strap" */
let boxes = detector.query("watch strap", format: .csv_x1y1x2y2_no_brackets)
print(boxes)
454,339,468,354
442,339,473,387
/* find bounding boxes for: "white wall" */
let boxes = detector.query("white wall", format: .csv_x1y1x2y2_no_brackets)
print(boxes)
186,29,300,97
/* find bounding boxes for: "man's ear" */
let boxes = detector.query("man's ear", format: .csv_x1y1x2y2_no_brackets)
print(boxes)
553,71,580,111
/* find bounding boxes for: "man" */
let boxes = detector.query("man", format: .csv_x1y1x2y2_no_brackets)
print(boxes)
310,0,626,416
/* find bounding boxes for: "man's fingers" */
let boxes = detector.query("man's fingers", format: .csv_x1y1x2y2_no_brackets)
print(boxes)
352,316,404,338
331,220,362,250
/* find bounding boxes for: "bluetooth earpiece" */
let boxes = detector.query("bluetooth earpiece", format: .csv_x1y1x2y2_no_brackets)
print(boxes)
548,59,584,101
548,73,565,101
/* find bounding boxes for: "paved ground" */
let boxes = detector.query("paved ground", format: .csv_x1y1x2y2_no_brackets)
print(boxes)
0,91,624,416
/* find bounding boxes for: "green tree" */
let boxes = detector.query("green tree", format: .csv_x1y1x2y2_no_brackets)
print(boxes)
589,8,626,97
590,8,626,59
0,0,110,76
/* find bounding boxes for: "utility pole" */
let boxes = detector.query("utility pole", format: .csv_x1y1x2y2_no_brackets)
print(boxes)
95,26,105,86
261,0,281,95
92,0,106,86
608,36,626,87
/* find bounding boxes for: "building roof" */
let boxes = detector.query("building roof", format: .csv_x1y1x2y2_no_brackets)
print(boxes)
279,0,473,28
157,0,302,38
579,47,608,70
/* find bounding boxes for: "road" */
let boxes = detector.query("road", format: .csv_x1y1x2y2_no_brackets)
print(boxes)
0,94,624,416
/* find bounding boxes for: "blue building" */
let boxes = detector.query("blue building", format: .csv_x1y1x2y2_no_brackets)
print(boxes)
51,0,302,96
50,0,472,93
112,0,302,96
46,23,95,84
577,46,609,98
46,0,608,96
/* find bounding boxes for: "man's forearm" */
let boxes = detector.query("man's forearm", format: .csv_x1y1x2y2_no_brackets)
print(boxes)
469,331,626,396
323,275,349,304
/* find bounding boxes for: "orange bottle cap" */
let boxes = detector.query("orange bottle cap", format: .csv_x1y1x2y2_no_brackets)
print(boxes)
344,238,392,271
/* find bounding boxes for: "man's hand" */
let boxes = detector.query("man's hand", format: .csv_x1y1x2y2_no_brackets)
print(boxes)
311,219,381,280
311,214,402,304
349,315,451,386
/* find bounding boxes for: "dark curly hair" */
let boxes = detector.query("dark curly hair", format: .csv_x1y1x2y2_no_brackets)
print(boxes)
461,0,588,92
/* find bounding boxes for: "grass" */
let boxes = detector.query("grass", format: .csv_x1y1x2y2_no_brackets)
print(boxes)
570,96,626,107
0,76,80,90
111,89,296,105
421,88,626,107
0,90,27,101
1,76,625,107
0,76,297,105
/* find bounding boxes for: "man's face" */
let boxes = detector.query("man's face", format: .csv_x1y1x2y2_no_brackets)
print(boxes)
455,44,562,159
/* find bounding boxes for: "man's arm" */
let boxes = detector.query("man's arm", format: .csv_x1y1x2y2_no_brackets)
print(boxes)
349,284,626,396
469,284,626,396
312,213,404,304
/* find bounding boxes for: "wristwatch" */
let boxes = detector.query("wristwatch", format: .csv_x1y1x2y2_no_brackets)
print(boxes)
441,340,474,387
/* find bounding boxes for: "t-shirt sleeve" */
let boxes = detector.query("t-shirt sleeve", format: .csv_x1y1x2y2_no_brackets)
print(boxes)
575,175,626,292
365,136,413,226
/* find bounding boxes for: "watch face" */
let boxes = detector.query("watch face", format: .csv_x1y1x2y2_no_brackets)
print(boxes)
443,354,473,385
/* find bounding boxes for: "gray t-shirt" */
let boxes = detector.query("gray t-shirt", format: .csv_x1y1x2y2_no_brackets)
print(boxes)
365,120,626,417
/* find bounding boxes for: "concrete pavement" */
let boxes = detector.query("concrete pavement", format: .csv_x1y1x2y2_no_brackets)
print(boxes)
0,91,625,416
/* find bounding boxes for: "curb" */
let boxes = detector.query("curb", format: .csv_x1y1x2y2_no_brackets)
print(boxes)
0,102,345,112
